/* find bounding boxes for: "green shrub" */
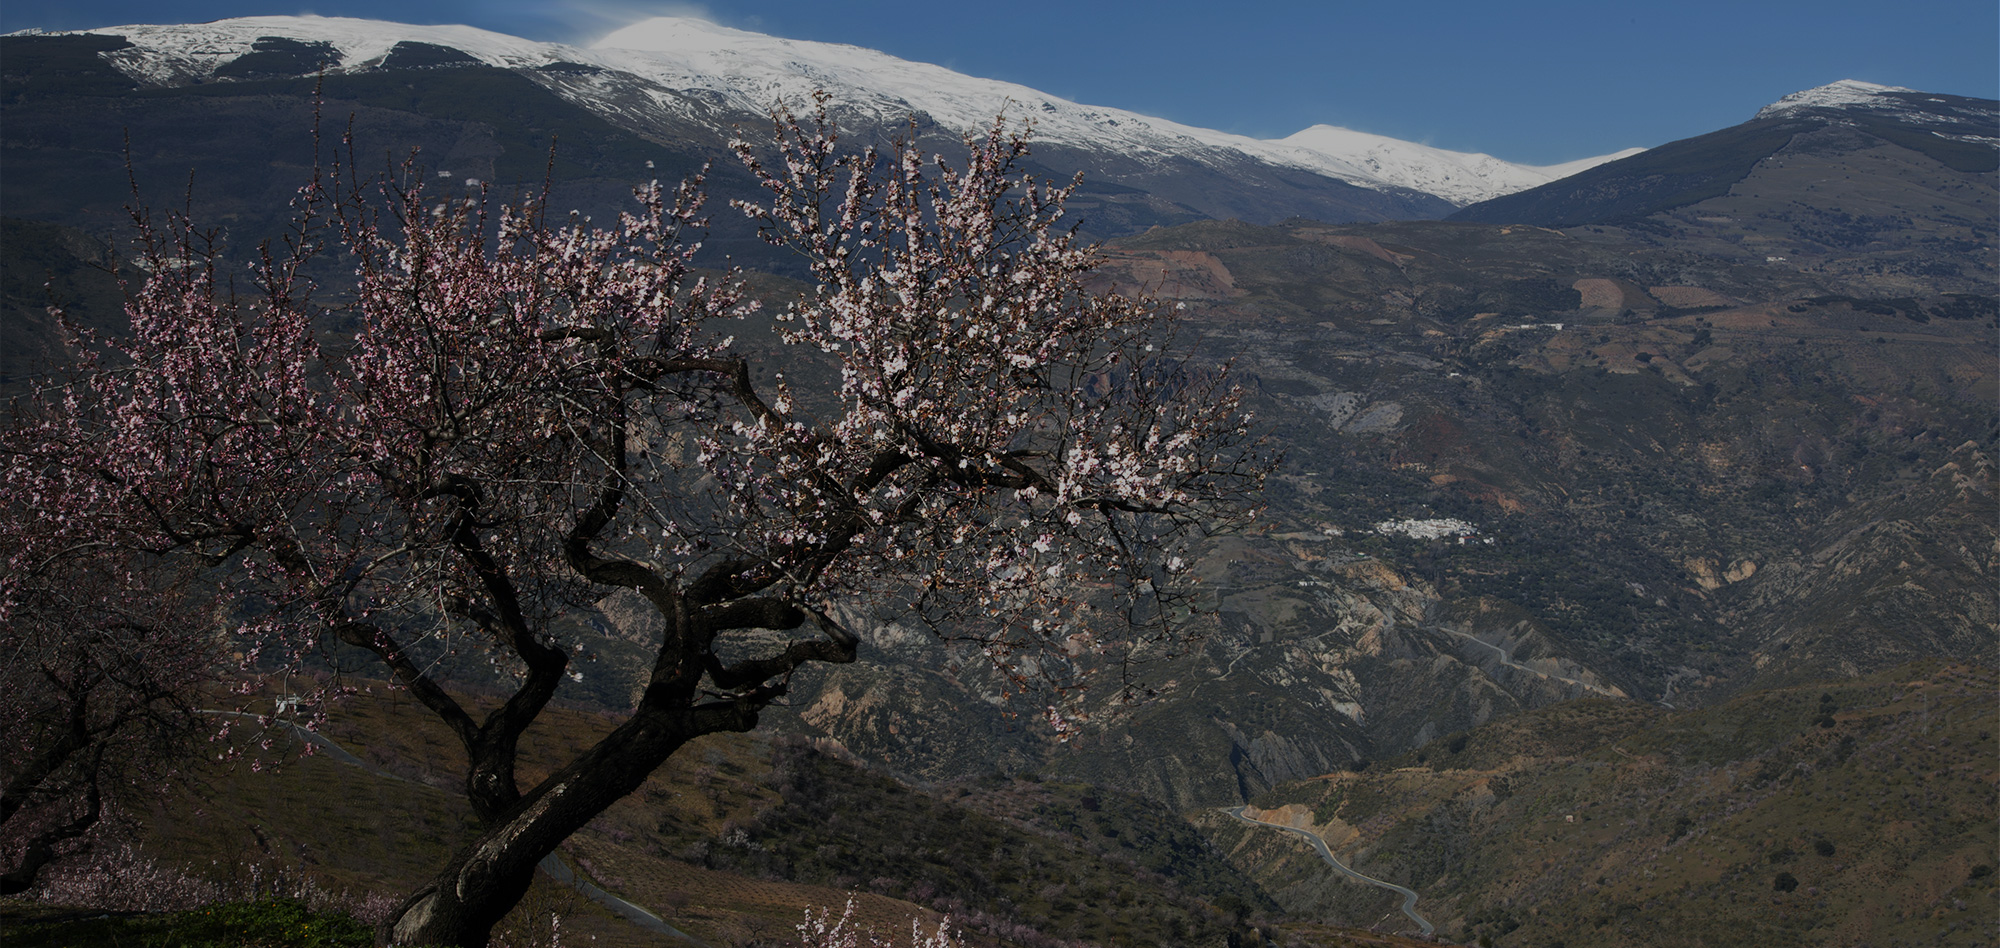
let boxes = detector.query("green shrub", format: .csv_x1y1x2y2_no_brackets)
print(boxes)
8,898,376,948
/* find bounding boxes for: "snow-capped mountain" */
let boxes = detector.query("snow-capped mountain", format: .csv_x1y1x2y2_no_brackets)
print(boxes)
585,17,1641,205
1271,125,1644,206
1754,78,1919,118
58,15,1637,207
1752,79,1998,146
1450,77,1998,252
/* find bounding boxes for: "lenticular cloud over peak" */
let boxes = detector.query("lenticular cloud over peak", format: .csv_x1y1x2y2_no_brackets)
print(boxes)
592,16,757,54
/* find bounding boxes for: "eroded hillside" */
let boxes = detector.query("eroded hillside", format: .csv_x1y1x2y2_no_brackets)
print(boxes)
1198,661,1998,947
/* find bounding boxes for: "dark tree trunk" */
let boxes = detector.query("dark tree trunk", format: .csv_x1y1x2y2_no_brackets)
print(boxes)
0,780,102,896
382,700,759,947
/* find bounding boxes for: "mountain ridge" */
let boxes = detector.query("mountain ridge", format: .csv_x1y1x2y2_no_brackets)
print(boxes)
21,14,1637,207
1448,79,1998,231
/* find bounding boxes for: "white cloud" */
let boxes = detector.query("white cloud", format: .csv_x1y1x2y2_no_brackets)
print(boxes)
538,0,718,42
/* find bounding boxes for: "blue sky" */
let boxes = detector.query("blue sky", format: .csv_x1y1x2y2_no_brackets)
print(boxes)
6,0,1995,164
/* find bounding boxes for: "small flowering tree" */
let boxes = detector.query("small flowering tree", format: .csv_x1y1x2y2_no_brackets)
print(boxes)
798,897,963,948
1,98,1267,947
0,544,213,895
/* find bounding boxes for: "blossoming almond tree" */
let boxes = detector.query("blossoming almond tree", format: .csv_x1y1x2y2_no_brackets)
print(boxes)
1,99,1268,947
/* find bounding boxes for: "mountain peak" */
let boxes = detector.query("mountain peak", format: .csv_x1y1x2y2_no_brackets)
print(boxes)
1755,79,1918,119
1271,125,1640,205
38,14,1625,208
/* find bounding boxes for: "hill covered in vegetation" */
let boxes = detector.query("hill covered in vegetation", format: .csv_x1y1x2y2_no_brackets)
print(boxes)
1196,660,1997,947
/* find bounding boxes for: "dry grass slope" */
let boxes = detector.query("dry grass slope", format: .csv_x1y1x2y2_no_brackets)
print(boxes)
1201,660,1998,947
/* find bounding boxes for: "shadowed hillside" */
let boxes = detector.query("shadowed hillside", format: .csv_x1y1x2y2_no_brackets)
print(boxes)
1197,661,1998,947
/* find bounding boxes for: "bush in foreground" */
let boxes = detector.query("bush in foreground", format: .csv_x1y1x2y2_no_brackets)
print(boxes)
5,897,375,948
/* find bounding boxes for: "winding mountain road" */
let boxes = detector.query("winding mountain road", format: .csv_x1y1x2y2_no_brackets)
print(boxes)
1223,806,1434,937
1436,627,1620,697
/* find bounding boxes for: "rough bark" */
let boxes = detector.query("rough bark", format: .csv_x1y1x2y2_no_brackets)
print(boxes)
384,694,770,945
0,766,102,895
